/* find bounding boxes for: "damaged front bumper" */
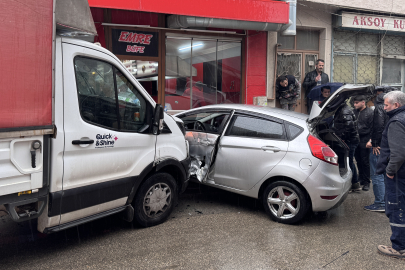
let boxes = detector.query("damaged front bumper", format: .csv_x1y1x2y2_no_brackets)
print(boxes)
185,132,219,182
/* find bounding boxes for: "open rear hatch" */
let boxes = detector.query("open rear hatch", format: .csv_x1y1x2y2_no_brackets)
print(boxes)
308,84,374,176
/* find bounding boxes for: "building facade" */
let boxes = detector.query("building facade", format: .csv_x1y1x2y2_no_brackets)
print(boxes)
271,0,405,113
87,0,290,113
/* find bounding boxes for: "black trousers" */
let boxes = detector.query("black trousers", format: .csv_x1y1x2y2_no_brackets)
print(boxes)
354,144,371,185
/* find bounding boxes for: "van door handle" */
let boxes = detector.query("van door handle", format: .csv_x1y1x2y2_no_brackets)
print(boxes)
261,146,281,152
72,139,94,145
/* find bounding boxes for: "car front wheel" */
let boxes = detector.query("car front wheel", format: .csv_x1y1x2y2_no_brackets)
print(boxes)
133,173,177,227
262,181,309,224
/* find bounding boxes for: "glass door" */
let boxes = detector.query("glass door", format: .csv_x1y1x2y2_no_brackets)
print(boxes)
165,36,242,111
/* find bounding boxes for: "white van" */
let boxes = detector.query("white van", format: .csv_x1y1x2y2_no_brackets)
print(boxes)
0,0,190,233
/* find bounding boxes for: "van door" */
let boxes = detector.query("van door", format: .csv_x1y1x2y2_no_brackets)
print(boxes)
59,42,156,224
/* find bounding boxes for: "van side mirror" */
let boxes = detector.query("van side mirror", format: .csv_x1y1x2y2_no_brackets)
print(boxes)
152,104,164,135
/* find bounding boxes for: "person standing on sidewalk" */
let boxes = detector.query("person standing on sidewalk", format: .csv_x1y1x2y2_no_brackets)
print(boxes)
303,59,329,113
353,95,374,191
276,75,301,111
332,103,361,191
376,91,405,259
365,88,389,212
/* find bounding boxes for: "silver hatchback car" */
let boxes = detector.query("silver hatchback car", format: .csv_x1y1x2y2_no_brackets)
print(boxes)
175,84,373,224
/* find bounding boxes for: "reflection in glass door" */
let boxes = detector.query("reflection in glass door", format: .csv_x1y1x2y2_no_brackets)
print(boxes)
165,36,242,111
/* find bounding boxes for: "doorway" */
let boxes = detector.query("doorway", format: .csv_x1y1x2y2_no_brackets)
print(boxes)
276,30,320,114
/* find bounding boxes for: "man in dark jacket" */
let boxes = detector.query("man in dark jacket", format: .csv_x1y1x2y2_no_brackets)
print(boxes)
376,91,405,259
303,59,329,113
333,103,361,191
365,88,390,212
353,95,374,191
276,75,301,111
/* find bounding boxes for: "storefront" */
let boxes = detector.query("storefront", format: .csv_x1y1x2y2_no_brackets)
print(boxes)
88,0,290,112
332,12,405,91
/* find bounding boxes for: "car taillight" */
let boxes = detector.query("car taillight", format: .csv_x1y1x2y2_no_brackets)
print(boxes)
307,135,338,166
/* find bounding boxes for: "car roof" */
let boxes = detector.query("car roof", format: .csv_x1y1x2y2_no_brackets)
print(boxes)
176,104,309,124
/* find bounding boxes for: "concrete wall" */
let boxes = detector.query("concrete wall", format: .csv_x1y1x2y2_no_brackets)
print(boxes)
303,0,405,15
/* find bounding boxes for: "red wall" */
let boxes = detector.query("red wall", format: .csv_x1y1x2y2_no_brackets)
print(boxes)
246,31,267,105
0,0,53,129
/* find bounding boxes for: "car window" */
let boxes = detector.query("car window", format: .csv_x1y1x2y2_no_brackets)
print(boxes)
228,115,285,140
74,57,150,132
115,68,148,132
75,57,118,129
286,123,303,140
179,111,230,134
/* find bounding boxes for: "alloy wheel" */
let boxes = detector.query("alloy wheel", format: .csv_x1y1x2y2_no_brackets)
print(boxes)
267,186,300,220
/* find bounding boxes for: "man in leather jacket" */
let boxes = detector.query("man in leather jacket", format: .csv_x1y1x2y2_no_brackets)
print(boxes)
332,103,361,191
353,95,374,191
276,75,301,111
303,59,329,113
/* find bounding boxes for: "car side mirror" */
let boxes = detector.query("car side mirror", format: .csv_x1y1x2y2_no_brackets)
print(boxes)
152,104,164,135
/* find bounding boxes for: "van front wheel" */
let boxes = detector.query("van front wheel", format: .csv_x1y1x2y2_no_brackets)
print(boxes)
133,173,177,227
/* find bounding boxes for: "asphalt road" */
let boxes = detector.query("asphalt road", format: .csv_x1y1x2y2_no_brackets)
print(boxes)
0,182,404,269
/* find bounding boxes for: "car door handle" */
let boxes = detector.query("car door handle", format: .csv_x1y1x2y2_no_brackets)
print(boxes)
261,146,281,152
72,139,94,145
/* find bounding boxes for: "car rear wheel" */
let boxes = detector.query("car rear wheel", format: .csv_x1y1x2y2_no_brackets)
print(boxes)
262,181,309,224
133,173,177,227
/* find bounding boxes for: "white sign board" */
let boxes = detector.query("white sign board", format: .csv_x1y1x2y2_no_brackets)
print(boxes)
341,12,405,33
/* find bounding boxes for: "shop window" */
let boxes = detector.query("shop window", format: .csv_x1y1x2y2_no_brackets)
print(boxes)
277,32,295,50
384,36,405,56
333,31,379,85
277,30,319,51
333,54,354,84
357,33,379,54
165,37,241,110
296,30,319,51
333,31,356,52
382,58,404,91
357,55,379,84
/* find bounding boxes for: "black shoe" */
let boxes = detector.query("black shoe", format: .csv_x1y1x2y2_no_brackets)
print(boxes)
351,182,361,191
362,183,370,191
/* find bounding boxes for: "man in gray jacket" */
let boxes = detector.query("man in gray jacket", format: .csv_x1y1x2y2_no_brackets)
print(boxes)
376,91,405,259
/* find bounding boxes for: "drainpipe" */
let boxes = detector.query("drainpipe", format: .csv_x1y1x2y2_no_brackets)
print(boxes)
167,16,291,32
281,0,296,36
